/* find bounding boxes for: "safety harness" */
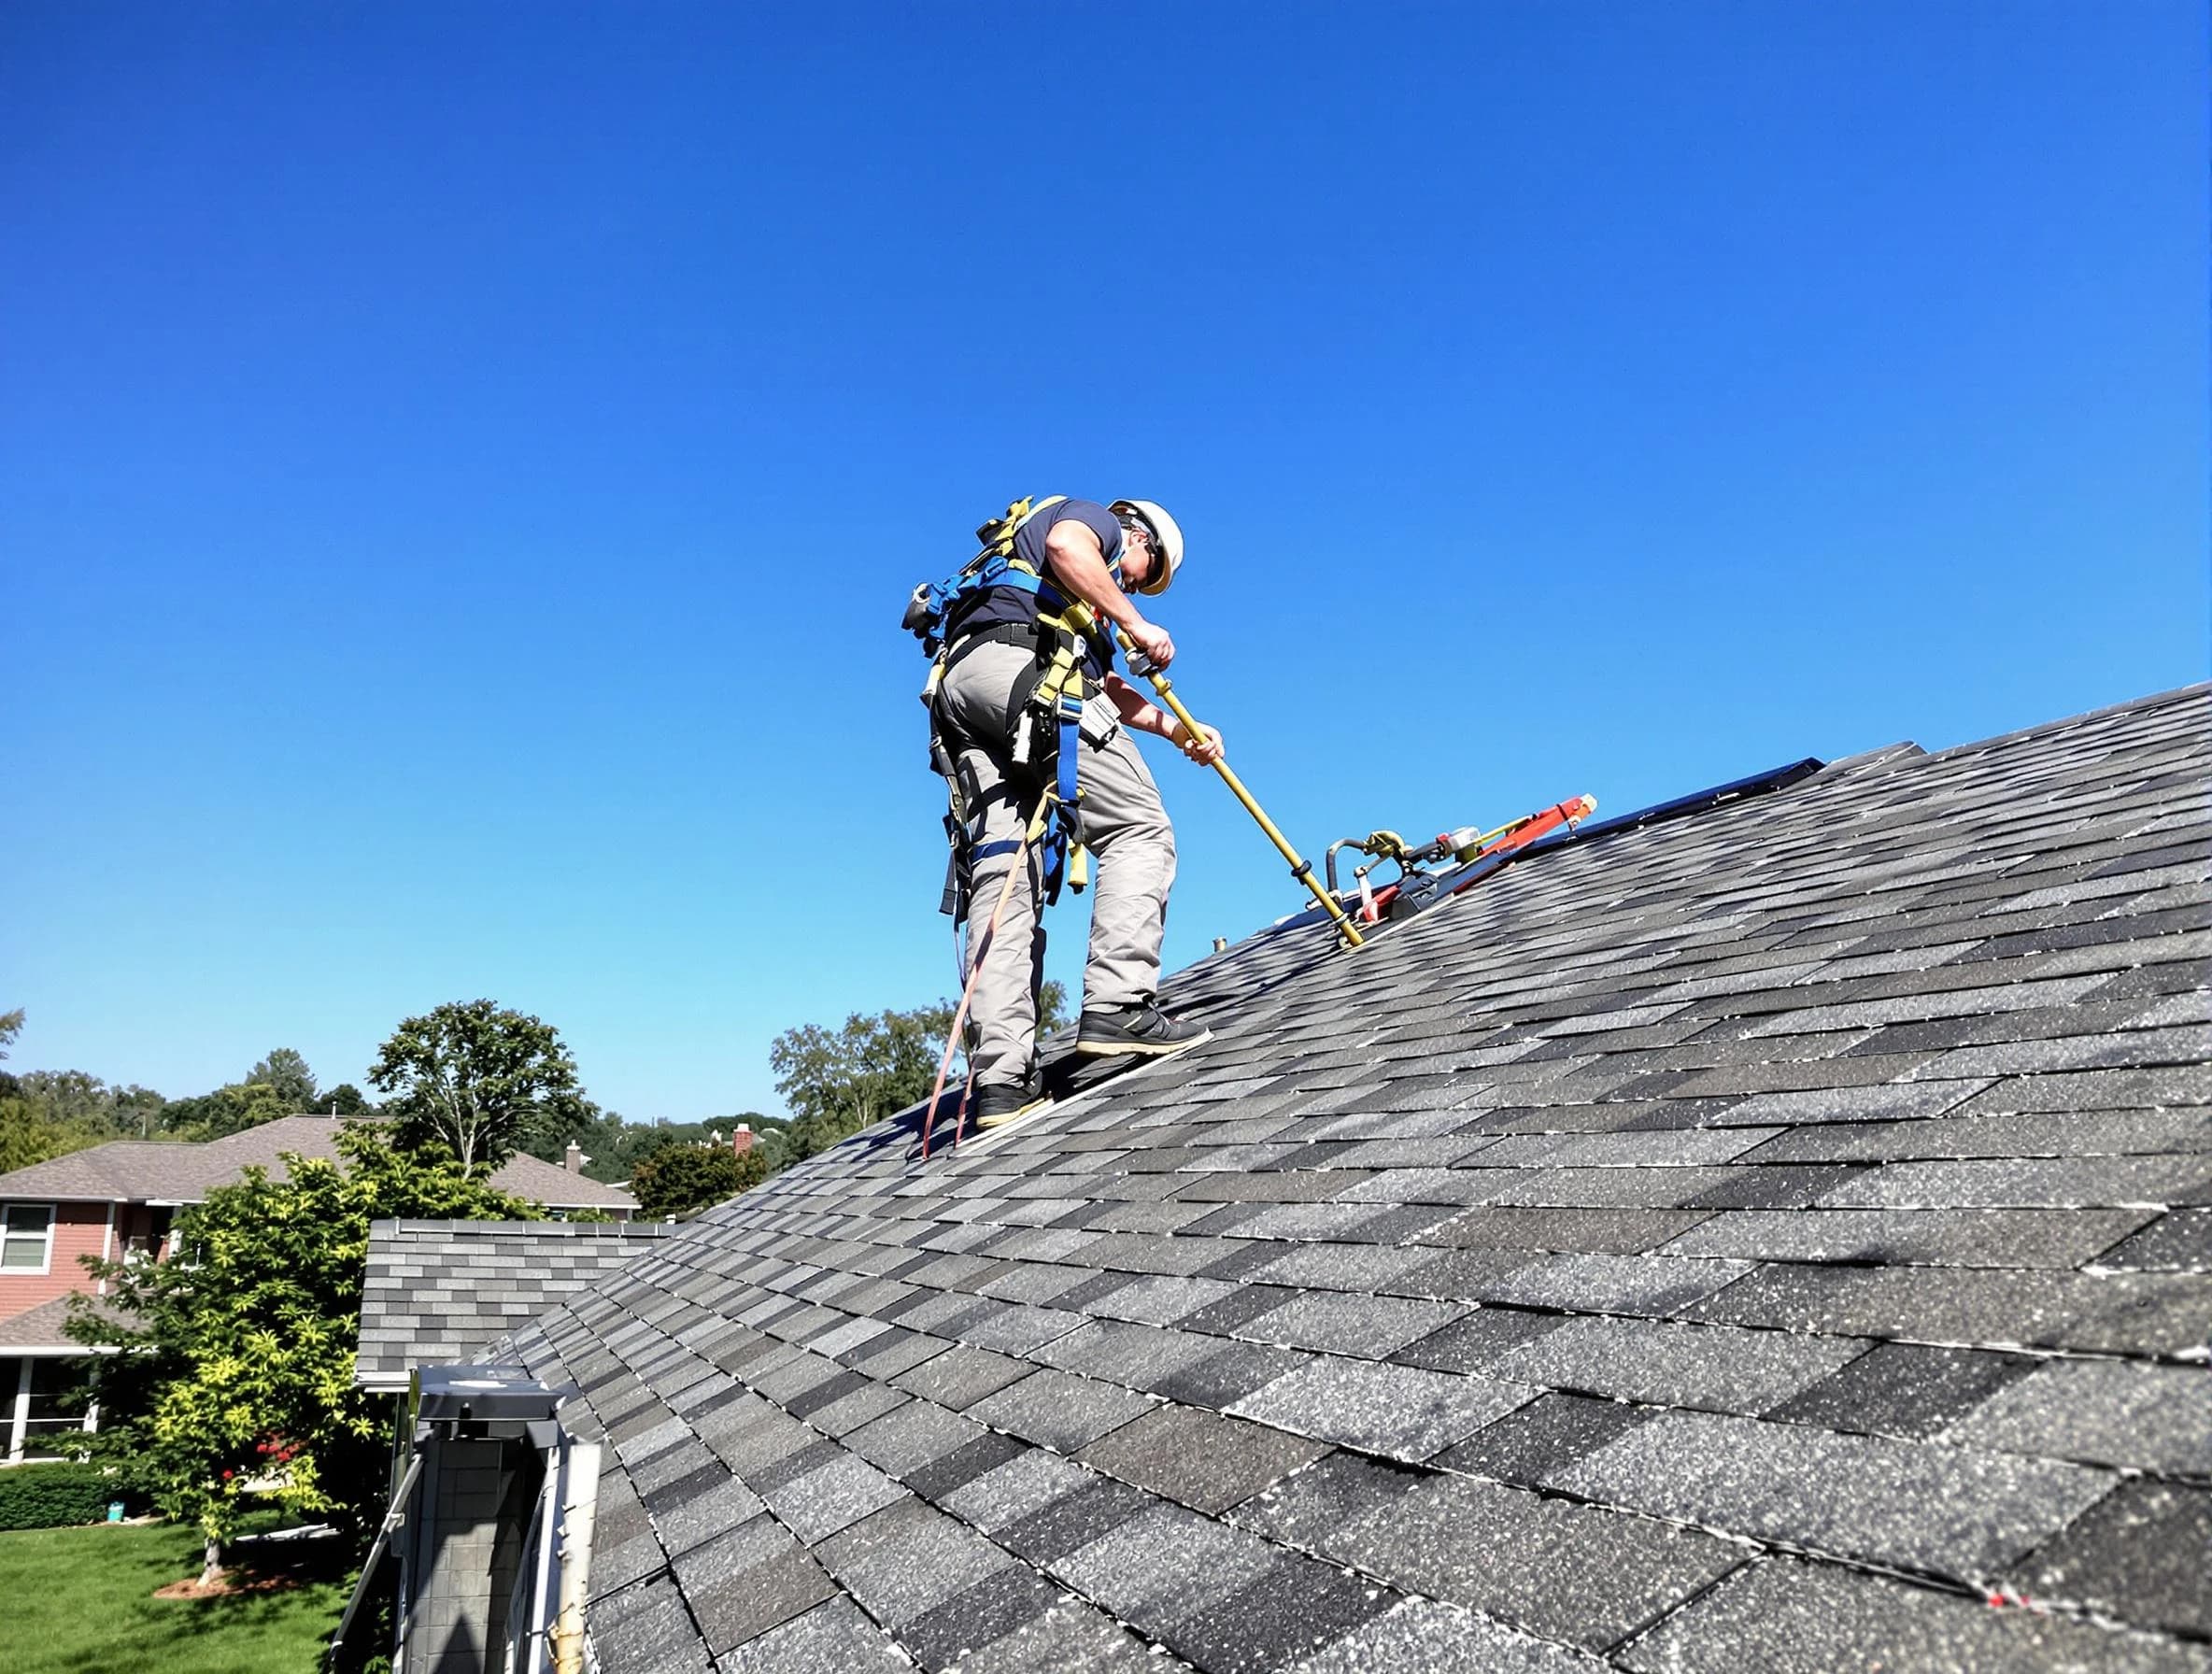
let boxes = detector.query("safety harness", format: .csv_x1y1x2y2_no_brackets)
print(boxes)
908,496,1116,927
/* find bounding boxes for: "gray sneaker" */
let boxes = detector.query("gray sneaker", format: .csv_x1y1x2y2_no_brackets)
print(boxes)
1075,1003,1212,1058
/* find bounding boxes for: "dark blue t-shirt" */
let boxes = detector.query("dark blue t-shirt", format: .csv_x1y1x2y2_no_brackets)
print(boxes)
944,498,1122,679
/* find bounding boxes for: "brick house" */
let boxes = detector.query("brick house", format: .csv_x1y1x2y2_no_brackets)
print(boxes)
0,1115,636,1462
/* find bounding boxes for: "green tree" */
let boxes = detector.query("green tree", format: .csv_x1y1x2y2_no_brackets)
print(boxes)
0,1007,21,1061
769,983,1066,1161
68,1124,535,1586
515,1094,631,1178
1036,980,1070,1039
319,1082,375,1116
0,1094,92,1173
772,1002,954,1159
160,1081,291,1142
366,1000,583,1175
630,1143,769,1217
247,1048,319,1112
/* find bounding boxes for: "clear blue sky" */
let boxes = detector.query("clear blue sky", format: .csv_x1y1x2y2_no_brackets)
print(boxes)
5,3,2205,1122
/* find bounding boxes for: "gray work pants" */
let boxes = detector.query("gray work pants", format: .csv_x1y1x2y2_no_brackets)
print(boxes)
938,640,1176,1087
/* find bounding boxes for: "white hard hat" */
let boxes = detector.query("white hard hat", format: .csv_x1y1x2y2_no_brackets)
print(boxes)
1110,499,1184,596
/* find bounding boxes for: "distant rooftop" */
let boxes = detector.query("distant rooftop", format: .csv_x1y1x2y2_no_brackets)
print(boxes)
356,1218,676,1392
0,1115,637,1213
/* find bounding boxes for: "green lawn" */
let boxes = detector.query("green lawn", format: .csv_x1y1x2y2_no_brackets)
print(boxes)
0,1517,352,1674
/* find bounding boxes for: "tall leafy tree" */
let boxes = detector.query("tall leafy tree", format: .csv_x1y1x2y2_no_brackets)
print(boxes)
247,1047,319,1112
366,1000,583,1174
769,983,1067,1161
772,1003,953,1159
160,1080,291,1142
319,1082,375,1116
69,1125,535,1586
630,1143,769,1217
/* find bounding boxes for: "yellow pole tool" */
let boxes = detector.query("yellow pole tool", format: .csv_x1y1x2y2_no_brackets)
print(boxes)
1062,601,1366,950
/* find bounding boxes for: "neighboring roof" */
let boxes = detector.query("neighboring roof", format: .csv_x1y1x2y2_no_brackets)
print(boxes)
494,685,2208,1674
355,1219,678,1392
0,1294,118,1354
0,1116,637,1212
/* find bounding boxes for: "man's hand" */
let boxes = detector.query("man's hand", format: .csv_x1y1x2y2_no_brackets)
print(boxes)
1124,618,1175,672
1172,719,1225,766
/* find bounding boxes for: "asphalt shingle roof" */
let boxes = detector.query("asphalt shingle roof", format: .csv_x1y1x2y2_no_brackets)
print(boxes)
0,1116,637,1212
491,684,2209,1673
355,1218,676,1390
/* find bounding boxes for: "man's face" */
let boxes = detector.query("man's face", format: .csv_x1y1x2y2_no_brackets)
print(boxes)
1118,524,1156,593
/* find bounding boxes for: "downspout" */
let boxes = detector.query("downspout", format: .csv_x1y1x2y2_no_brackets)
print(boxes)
550,1440,602,1674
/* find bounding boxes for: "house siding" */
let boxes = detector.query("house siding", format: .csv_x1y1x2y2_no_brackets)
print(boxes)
0,1201,111,1326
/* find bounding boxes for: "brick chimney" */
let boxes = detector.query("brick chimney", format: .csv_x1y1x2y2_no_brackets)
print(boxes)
564,1141,586,1175
732,1124,754,1156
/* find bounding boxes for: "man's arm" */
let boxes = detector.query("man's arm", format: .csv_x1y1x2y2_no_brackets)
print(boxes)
1043,518,1175,670
1103,674,1225,766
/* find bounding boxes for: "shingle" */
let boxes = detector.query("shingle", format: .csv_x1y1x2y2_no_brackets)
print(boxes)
1435,1392,1655,1485
1484,1316,1866,1414
1417,1205,1712,1255
1617,1553,2205,1674
1032,1318,1223,1391
1706,1081,1992,1126
1687,1262,2212,1355
1287,1598,1608,1673
1944,1360,2212,1475
998,1474,1158,1565
947,1600,1161,1674
1230,1289,1466,1359
1550,1411,2112,1576
1160,1556,1393,1674
2013,1480,2212,1639
760,1454,907,1544
592,1570,715,1673
937,1446,1089,1535
676,1519,837,1656
650,1465,769,1559
1765,1341,2039,1439
897,1566,1062,1672
1076,1404,1326,1513
888,1344,1033,1411
1388,1307,1564,1374
1053,1502,1280,1632
844,1397,985,1477
1158,1335,1309,1406
1814,1156,2212,1209
1477,1252,1753,1313
1329,1471,1742,1651
815,1497,1012,1625
965,1369,1153,1453
1657,1205,2154,1268
2101,1207,2212,1271
1227,1355,1533,1462
715,1597,910,1674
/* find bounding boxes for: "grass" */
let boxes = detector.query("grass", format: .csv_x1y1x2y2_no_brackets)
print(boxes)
0,1513,354,1674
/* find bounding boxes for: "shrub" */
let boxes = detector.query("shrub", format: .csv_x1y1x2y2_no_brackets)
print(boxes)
0,1460,149,1529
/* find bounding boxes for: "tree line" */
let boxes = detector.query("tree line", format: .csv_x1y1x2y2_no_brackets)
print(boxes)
1,982,1064,1216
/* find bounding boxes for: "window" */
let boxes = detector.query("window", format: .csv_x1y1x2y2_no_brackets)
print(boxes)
18,1358,90,1460
1,1204,55,1273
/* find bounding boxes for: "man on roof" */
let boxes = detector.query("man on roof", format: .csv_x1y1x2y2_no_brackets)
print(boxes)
929,496,1222,1128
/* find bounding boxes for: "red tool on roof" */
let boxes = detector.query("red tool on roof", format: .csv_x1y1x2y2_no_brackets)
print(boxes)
1326,794,1598,923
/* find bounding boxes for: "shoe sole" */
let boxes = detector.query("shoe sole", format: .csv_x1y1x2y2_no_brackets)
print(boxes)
973,1097,1051,1132
1074,1028,1213,1059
